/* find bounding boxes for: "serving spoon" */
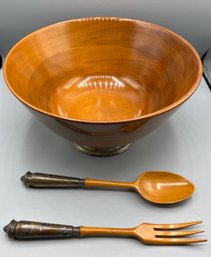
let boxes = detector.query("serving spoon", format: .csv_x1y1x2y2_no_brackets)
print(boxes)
21,171,194,204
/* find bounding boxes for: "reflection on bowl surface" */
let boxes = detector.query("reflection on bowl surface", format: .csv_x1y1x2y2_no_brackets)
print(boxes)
4,17,202,156
48,74,159,121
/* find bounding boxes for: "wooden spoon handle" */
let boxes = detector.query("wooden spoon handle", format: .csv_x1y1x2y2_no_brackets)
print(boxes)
21,172,85,188
85,178,133,189
4,220,134,239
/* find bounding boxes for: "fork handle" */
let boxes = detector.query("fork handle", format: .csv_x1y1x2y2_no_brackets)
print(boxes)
4,220,134,240
21,172,85,188
4,220,81,239
80,226,134,237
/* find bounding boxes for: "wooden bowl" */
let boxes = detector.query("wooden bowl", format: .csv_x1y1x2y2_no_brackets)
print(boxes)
4,17,202,156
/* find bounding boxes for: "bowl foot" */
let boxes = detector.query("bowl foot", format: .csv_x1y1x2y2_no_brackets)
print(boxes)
72,143,132,157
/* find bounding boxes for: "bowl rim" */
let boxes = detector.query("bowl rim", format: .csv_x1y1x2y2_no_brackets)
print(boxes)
4,16,202,124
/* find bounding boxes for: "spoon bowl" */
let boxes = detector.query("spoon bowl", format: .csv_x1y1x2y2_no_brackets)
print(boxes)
135,171,194,204
21,171,195,204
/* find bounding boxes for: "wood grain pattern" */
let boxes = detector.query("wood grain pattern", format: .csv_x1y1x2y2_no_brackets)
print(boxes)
4,17,202,155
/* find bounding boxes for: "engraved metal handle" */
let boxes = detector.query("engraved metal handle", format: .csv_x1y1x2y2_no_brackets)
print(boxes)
3,220,80,239
21,172,85,188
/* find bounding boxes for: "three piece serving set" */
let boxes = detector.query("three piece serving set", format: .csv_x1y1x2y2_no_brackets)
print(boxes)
2,17,207,245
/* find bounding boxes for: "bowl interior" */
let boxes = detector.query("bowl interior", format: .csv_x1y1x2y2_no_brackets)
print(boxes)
4,18,201,122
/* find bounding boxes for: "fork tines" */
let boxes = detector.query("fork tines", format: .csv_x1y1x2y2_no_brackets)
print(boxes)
153,221,207,244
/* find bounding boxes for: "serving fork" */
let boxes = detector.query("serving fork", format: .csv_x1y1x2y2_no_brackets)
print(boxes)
4,220,207,245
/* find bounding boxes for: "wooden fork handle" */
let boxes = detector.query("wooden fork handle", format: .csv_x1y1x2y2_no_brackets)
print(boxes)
21,172,85,188
80,226,134,237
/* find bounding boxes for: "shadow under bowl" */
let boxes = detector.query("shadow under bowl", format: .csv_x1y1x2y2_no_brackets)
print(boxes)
4,17,202,156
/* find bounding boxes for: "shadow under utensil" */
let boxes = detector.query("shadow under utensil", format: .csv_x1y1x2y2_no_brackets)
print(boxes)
20,117,179,181
141,195,194,209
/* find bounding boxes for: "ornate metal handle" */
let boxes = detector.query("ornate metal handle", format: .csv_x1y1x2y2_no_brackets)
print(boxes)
21,172,85,188
4,220,80,239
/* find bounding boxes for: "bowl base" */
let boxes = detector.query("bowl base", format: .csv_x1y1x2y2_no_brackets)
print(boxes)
72,143,132,156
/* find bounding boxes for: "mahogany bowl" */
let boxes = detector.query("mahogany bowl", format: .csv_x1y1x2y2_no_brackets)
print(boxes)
4,17,202,156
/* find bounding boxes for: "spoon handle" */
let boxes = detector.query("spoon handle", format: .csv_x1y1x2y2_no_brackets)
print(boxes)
21,172,85,188
21,172,133,189
85,178,133,189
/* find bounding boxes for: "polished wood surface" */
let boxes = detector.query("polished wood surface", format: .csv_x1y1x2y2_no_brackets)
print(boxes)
80,220,206,244
136,171,195,204
4,17,202,155
85,171,194,204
